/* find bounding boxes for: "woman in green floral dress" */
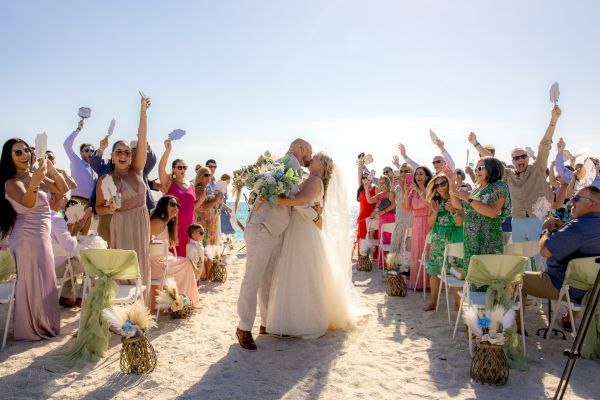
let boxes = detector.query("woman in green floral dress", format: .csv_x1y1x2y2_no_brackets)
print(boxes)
425,173,464,311
445,157,511,273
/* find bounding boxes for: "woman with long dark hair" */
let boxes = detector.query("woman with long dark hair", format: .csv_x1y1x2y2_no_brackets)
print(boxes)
150,195,199,307
403,166,433,290
355,158,376,257
1,138,68,340
96,93,152,305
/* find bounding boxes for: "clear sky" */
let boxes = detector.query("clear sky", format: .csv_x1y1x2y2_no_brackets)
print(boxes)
1,1,599,197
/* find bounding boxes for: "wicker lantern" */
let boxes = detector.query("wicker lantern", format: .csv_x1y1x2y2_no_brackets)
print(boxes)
120,334,157,374
470,341,509,385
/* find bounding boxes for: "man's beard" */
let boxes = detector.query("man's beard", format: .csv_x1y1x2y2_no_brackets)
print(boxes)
303,157,311,167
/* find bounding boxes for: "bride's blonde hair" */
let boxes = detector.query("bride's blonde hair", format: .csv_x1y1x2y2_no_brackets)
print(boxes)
316,151,334,205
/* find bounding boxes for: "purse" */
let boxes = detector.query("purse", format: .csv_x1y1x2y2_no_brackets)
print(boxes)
377,197,392,212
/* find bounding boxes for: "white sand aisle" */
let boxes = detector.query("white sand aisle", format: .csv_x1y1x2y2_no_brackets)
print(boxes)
0,248,599,400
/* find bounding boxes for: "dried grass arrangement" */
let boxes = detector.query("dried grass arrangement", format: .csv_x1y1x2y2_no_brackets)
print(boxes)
155,277,194,319
205,241,236,283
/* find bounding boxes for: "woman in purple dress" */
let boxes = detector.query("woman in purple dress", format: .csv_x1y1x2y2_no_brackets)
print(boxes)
0,138,69,340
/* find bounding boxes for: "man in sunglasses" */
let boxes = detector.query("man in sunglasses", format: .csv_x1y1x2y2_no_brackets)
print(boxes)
63,118,98,206
472,105,562,243
521,186,600,330
397,137,455,174
555,137,600,188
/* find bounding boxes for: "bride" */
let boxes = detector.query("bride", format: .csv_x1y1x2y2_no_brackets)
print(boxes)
266,151,367,338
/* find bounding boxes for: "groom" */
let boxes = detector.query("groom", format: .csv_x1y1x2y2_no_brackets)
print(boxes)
236,138,313,351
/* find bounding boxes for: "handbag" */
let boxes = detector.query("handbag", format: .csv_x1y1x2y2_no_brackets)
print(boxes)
377,197,392,212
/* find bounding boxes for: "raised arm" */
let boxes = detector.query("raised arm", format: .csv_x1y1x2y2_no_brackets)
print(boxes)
357,158,365,186
63,120,84,162
158,139,172,190
42,158,68,194
468,132,493,158
534,105,562,172
131,94,150,173
436,139,456,171
554,137,574,183
398,143,419,170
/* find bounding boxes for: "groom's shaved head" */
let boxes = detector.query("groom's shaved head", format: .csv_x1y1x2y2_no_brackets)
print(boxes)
289,138,313,168
290,138,311,149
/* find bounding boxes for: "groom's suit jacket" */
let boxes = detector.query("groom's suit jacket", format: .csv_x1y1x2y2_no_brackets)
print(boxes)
247,154,303,237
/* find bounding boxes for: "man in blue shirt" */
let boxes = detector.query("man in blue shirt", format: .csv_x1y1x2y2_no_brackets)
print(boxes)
522,186,600,328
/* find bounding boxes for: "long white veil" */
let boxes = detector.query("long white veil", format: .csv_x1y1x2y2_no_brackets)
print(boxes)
322,163,369,323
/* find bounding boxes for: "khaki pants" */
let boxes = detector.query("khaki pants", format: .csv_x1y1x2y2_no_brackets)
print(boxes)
522,271,560,300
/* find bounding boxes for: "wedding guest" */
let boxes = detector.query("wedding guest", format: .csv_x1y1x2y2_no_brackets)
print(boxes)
45,150,77,191
219,174,237,236
158,139,201,256
95,94,152,305
364,175,396,267
446,158,510,273
356,158,377,256
150,196,199,306
403,166,433,289
470,106,562,243
398,139,456,174
194,166,223,245
186,223,211,281
555,137,600,187
130,139,157,211
424,173,464,311
63,119,97,206
89,134,112,244
389,164,414,262
49,192,90,307
1,138,68,340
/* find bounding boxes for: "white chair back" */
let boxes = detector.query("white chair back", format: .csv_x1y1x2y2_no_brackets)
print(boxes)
0,250,17,350
504,241,539,258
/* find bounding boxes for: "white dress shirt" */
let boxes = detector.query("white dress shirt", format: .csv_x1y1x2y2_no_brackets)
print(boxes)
50,210,77,261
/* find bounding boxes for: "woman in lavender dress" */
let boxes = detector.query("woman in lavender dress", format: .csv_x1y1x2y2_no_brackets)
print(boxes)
0,138,69,340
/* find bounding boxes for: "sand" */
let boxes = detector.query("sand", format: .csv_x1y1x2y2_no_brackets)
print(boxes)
0,247,598,400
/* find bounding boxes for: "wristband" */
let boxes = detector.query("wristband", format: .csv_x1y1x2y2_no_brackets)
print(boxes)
468,198,474,204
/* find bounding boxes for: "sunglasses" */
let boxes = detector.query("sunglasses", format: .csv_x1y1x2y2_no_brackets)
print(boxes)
432,159,444,164
203,173,211,177
175,165,188,171
168,200,180,208
476,166,486,172
207,164,217,168
399,169,411,174
512,154,528,161
433,180,448,189
571,195,594,203
384,169,393,174
114,150,132,157
12,148,32,157
193,230,205,235
82,148,94,153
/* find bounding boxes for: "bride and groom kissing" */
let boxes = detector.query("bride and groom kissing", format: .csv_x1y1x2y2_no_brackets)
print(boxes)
236,138,363,351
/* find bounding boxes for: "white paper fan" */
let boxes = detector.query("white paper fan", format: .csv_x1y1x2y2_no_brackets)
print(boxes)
576,158,597,189
35,132,48,158
78,107,92,119
168,129,186,141
65,203,85,224
101,175,118,202
107,118,116,137
549,82,560,104
215,180,228,194
531,196,551,220
429,129,439,145
363,154,373,165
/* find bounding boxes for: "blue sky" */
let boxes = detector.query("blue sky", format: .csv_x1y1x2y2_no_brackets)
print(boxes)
1,1,599,195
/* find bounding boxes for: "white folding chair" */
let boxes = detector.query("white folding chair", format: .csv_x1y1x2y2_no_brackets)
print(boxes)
452,255,527,356
504,241,540,271
0,250,16,350
52,244,77,302
547,257,600,338
414,233,431,300
378,223,395,274
150,240,170,320
435,242,465,325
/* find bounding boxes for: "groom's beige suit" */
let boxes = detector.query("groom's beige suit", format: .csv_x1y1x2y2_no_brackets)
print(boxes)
237,155,302,331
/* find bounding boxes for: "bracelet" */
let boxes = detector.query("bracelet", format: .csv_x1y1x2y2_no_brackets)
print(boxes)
468,198,474,204
30,184,39,193
313,215,321,223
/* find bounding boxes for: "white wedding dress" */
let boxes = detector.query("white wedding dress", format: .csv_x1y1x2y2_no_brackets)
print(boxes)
266,175,367,338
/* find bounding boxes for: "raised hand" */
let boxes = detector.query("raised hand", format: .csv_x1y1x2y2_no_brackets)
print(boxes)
32,158,48,185
551,105,562,121
391,155,400,168
557,137,566,152
444,200,455,213
398,143,407,159
100,135,109,151
436,139,445,152
140,92,151,112
430,199,440,214
164,139,172,152
454,188,470,201
77,119,84,131
468,132,477,145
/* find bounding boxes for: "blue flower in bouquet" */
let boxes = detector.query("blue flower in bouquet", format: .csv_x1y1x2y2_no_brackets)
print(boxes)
275,168,284,179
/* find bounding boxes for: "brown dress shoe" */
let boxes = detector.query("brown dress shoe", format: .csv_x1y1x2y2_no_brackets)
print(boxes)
236,328,257,351
59,297,75,308
259,326,268,335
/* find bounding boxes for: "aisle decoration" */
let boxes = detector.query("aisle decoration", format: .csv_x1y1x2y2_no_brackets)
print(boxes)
205,239,236,283
385,254,407,296
102,302,157,374
155,277,193,319
464,306,516,385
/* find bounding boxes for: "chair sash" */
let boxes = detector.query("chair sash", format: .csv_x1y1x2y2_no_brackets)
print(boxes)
564,257,600,362
62,249,140,364
466,255,527,310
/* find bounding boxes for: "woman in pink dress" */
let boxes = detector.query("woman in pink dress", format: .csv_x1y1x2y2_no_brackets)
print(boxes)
403,166,433,290
1,138,69,340
158,139,201,256
150,196,199,306
363,175,396,267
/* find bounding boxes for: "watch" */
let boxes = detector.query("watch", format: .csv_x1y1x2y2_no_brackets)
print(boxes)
468,198,474,204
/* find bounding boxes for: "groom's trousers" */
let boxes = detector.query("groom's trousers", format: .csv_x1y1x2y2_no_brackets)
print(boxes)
237,223,284,331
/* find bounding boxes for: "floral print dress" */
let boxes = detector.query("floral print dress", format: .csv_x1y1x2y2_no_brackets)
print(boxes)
426,198,464,276
462,181,511,272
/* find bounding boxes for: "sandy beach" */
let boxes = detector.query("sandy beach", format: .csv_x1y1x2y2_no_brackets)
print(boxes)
0,245,598,400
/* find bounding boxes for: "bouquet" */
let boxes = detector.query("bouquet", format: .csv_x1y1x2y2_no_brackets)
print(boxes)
232,151,275,195
464,305,515,346
102,301,156,339
155,277,192,316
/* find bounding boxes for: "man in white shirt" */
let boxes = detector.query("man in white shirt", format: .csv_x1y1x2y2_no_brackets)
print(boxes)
49,192,89,307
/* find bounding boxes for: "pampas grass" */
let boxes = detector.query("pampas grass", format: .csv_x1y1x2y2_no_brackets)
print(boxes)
464,306,483,337
102,301,156,336
155,277,179,310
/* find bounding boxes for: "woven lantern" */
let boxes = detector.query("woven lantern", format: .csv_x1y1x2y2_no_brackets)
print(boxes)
357,255,372,272
386,271,406,297
470,341,509,385
120,334,157,374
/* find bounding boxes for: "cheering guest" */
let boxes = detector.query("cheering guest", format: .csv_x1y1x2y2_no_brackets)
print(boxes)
363,175,396,266
194,166,224,245
63,119,97,205
1,138,68,340
403,166,433,289
158,139,201,256
398,140,456,174
150,196,199,306
356,158,377,256
389,163,414,260
446,158,510,273
96,94,152,305
555,137,600,187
